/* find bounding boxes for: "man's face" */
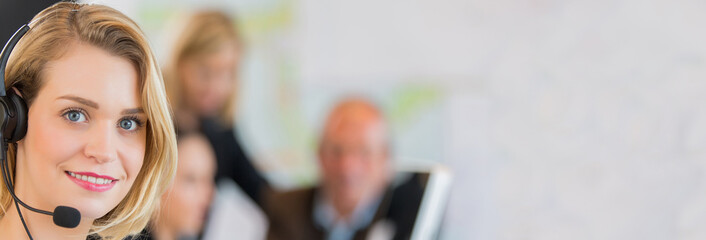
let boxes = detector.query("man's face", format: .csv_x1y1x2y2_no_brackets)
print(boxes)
319,114,389,210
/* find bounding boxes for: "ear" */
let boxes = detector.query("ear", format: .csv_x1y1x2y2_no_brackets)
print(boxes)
11,87,22,98
16,134,25,151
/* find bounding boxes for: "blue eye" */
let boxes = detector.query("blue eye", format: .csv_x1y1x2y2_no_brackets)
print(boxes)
119,119,137,131
64,110,86,122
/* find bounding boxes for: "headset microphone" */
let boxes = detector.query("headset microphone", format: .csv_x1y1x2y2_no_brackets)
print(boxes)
0,24,82,239
0,143,82,229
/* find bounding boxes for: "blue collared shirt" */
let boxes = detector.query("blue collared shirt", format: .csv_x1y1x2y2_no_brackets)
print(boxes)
312,193,383,240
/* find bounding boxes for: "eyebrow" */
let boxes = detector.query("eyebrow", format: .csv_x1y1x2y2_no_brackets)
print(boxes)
57,95,98,109
57,95,144,114
121,108,144,115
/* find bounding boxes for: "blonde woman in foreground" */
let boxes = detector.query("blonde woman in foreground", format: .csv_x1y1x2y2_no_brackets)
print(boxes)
0,2,177,239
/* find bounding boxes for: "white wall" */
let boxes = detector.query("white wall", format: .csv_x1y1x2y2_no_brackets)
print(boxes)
94,0,706,239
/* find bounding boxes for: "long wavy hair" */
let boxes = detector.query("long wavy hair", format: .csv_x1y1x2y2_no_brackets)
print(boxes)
0,2,177,239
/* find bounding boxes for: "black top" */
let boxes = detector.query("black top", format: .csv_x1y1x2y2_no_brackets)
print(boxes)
118,229,152,240
199,117,269,206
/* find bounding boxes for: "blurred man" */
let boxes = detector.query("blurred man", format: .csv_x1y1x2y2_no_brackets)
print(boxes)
266,98,420,240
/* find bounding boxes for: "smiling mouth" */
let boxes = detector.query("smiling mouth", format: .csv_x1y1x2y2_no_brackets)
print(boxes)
65,171,117,185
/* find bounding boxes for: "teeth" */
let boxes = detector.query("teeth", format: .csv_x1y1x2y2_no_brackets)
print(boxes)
68,172,114,185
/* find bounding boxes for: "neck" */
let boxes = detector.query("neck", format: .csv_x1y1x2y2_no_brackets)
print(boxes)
331,200,356,220
0,200,92,240
327,193,377,221
325,183,388,221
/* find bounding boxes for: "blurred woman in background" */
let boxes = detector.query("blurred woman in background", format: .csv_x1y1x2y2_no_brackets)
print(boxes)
154,132,217,240
163,11,269,206
130,131,216,240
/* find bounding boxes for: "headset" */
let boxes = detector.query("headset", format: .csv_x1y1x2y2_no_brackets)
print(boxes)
0,23,81,239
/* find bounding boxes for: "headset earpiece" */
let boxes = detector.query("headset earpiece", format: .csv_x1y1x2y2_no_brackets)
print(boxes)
0,89,28,143
0,24,30,144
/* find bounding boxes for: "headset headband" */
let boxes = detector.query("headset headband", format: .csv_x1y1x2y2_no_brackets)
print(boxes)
0,25,30,97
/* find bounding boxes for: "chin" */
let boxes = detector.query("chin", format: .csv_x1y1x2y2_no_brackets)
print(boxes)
198,108,220,118
337,194,361,207
70,197,121,219
178,223,201,237
50,185,127,220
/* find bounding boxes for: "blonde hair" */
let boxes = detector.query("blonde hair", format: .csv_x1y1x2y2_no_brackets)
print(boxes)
163,10,241,125
0,2,177,239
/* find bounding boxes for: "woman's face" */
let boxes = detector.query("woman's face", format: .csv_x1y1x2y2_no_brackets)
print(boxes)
179,42,238,117
160,135,216,236
15,42,146,220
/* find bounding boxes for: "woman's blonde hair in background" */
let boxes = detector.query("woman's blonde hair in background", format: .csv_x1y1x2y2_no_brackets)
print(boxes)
0,2,177,239
163,10,242,125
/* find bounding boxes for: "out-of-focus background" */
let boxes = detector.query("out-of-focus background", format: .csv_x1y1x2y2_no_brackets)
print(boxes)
7,0,706,239
99,0,706,239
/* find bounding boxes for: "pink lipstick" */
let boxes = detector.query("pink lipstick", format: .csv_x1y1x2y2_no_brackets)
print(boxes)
65,171,118,192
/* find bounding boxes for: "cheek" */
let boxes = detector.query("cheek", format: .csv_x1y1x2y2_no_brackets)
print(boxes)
214,79,234,98
182,73,207,97
161,189,186,228
26,114,83,169
179,69,202,98
320,161,337,179
169,183,199,220
368,158,385,175
119,134,146,184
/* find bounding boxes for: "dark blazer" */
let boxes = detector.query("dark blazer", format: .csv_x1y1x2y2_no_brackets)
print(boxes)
265,173,425,240
200,117,270,207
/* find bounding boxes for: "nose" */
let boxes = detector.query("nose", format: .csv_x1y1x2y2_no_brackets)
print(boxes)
84,121,118,163
337,152,363,176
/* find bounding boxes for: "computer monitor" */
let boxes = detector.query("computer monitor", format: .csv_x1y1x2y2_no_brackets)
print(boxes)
387,166,453,240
